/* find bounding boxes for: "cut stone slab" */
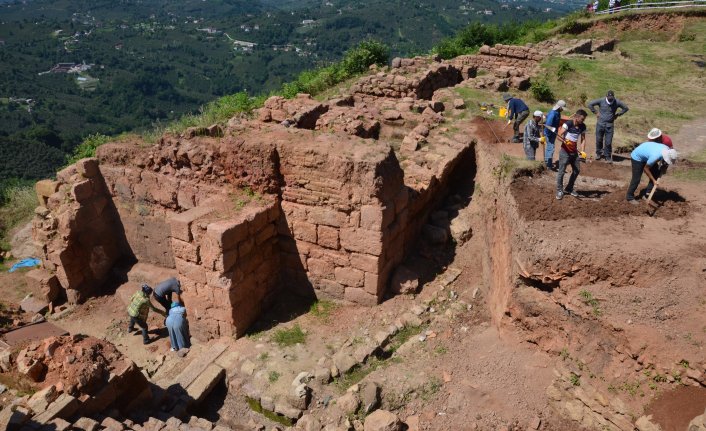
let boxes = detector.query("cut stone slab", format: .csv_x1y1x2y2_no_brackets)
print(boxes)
171,342,228,389
185,363,225,404
33,394,79,424
274,401,303,420
364,410,402,431
20,295,49,314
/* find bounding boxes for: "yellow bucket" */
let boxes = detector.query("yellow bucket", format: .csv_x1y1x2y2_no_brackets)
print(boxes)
498,107,507,118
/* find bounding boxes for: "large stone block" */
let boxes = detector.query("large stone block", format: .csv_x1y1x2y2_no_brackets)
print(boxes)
350,253,380,274
171,238,200,263
168,206,215,242
71,180,95,202
76,158,100,178
335,267,364,287
344,287,378,306
307,258,335,278
340,228,383,256
307,206,347,227
175,257,207,284
317,225,340,249
35,180,59,205
293,221,317,244
25,269,61,302
206,218,249,250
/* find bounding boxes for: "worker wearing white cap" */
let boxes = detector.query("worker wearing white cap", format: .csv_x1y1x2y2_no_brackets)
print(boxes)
544,100,566,170
523,110,544,160
626,133,678,203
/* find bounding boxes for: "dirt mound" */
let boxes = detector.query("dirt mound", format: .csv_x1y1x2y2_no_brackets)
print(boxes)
646,386,706,431
15,334,128,395
584,12,693,35
511,175,690,221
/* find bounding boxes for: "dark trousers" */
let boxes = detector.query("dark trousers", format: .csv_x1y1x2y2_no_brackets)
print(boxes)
153,292,171,313
557,149,580,192
628,160,664,199
595,122,614,160
128,316,149,342
513,110,530,140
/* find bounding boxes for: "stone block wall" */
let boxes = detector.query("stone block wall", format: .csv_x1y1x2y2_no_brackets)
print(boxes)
168,200,281,338
351,64,463,100
275,131,407,305
33,159,128,303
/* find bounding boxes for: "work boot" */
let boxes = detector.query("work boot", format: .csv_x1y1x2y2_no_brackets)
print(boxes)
565,189,579,198
556,191,564,200
627,199,639,205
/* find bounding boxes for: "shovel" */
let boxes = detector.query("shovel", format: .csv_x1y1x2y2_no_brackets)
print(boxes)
645,179,660,216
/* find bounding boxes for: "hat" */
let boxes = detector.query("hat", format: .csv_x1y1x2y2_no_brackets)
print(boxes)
502,93,512,102
647,128,662,140
533,110,543,117
141,284,153,295
552,100,566,110
662,148,678,165
606,90,615,97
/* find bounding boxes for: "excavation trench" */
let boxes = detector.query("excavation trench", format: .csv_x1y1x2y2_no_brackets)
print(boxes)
470,129,706,431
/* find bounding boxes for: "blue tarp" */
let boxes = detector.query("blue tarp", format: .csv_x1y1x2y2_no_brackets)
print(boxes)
8,257,41,273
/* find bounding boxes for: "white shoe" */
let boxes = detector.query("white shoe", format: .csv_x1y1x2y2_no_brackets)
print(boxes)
170,347,177,352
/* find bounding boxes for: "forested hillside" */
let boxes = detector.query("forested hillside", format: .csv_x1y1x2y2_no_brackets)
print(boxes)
0,0,580,182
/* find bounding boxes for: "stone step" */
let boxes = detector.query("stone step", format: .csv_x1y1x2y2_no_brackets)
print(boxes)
186,363,225,404
32,394,79,424
173,341,229,389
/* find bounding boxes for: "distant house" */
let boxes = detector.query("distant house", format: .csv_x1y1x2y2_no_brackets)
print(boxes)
114,42,124,50
483,9,494,15
198,27,221,35
301,19,316,26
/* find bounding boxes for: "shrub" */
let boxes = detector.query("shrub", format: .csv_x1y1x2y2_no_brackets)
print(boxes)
530,79,555,103
556,60,575,81
66,133,111,165
678,32,696,42
280,40,389,99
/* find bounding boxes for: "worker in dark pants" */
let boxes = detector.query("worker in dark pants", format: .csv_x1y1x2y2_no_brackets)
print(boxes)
626,140,678,203
127,285,165,345
503,93,530,143
587,90,629,163
150,277,183,314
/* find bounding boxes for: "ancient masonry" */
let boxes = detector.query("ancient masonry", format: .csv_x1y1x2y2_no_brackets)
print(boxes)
29,39,615,339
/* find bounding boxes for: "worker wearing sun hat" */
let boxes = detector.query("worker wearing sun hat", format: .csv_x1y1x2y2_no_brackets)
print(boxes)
544,100,566,170
647,127,674,148
626,133,678,203
503,93,530,143
523,110,544,160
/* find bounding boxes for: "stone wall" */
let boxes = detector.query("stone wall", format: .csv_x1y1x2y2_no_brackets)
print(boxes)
33,159,129,303
351,63,463,100
168,200,281,337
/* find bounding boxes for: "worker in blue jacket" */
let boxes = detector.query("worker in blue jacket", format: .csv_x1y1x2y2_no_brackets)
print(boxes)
503,93,530,143
543,100,566,170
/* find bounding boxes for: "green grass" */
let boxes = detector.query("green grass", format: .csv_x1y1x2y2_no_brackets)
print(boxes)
0,182,37,253
246,397,293,427
272,324,306,347
308,300,338,320
268,371,281,383
579,289,602,316
493,154,544,180
388,325,424,354
569,372,581,386
530,19,706,151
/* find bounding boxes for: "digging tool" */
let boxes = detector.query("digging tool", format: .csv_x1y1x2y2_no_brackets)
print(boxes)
646,179,660,215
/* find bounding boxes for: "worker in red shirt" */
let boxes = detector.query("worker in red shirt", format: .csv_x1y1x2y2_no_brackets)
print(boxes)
642,128,674,198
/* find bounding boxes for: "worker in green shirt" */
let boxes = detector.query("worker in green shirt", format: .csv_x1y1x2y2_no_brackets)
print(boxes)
127,284,166,345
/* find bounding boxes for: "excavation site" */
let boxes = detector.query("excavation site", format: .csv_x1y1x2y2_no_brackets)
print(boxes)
1,12,706,431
